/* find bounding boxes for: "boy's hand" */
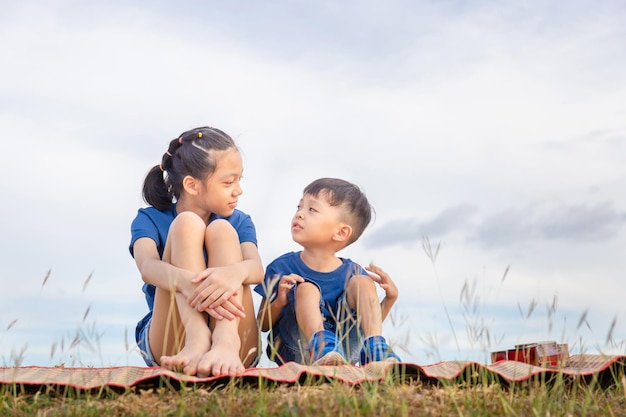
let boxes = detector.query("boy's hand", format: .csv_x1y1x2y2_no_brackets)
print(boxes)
275,274,304,308
365,264,398,301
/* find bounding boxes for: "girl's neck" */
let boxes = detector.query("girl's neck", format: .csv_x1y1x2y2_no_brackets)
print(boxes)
299,249,342,272
175,200,211,224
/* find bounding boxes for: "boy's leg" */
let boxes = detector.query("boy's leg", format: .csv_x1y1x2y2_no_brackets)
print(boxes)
294,282,324,341
195,219,256,376
152,212,212,375
346,275,401,364
345,275,382,337
296,282,347,365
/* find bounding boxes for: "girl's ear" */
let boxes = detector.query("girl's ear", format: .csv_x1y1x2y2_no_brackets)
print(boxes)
182,175,200,196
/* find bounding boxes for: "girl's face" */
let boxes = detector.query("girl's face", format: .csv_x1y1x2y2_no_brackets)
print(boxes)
197,148,244,217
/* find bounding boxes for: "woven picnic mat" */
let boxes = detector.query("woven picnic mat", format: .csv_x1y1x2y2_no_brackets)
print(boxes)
1,354,624,391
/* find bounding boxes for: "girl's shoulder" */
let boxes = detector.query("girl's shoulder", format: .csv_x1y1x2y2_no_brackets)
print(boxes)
212,208,252,223
135,204,176,222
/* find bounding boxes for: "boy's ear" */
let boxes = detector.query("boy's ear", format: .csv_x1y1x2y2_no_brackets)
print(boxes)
333,224,353,243
182,175,200,196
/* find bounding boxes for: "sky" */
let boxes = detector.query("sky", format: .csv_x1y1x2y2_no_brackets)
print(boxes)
1,0,625,368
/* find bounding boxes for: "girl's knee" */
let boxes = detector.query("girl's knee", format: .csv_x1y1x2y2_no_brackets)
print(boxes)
205,218,238,240
170,211,205,233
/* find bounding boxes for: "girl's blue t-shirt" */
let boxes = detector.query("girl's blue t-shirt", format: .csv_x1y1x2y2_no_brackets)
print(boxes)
130,204,258,341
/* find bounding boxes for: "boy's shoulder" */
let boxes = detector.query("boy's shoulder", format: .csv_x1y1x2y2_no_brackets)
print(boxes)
267,252,364,275
268,251,300,265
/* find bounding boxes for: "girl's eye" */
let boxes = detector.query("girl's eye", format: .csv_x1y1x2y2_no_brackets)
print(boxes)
309,207,316,212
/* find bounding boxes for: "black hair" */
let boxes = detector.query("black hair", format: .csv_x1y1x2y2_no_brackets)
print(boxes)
142,126,237,210
303,177,373,245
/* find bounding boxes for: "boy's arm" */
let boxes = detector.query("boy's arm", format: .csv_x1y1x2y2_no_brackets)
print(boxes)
380,295,397,322
365,264,398,322
257,273,305,332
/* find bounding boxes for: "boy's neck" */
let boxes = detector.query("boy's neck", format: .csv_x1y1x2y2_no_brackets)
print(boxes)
299,249,342,272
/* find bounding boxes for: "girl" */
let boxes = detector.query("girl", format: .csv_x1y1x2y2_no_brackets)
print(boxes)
130,126,262,377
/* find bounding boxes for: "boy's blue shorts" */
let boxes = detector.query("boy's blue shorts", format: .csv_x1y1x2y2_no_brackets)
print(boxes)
267,279,362,365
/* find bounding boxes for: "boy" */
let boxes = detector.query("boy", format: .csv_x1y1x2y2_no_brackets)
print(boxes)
255,178,401,366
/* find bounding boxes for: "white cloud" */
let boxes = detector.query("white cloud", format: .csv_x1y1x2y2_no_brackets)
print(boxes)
1,0,626,367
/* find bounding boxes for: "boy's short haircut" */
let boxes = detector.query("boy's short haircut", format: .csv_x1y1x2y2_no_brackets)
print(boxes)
303,178,373,245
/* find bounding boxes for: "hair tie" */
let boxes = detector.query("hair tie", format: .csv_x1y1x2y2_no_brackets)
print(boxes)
179,136,183,144
198,132,203,138
166,151,172,156
159,164,164,172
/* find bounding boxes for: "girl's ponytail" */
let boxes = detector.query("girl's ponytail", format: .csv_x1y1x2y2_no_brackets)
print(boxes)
141,126,237,211
142,164,172,211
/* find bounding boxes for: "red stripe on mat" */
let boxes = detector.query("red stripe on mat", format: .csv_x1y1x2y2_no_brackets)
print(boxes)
1,354,624,390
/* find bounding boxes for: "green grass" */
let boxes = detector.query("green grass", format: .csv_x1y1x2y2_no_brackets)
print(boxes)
2,376,626,416
3,246,626,416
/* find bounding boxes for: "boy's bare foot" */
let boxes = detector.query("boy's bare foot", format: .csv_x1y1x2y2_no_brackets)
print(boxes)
196,343,245,377
160,337,211,376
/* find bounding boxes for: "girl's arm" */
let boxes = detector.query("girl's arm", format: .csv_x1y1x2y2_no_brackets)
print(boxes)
189,241,264,312
235,241,264,285
132,237,196,299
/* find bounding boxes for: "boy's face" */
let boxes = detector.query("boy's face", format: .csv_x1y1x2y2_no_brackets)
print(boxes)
291,192,345,247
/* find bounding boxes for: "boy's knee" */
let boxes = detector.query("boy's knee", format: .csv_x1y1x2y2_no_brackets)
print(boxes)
347,274,376,293
296,281,320,298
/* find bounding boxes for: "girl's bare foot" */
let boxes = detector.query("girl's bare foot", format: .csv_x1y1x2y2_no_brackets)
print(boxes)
160,336,211,376
196,342,245,377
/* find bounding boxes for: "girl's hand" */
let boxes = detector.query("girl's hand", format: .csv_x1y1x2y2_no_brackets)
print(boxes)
275,274,304,308
188,265,246,320
365,263,398,301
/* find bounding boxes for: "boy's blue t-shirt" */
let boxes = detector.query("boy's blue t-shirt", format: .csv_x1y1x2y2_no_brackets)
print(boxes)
130,204,258,342
254,251,366,344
